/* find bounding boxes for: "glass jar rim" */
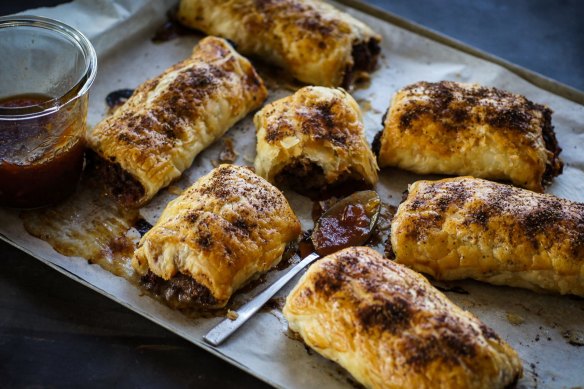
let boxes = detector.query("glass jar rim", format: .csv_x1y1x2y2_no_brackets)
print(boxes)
0,15,97,121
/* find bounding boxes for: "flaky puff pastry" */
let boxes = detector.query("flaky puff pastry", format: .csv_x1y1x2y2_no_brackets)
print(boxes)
254,86,378,193
391,177,584,296
87,37,267,207
133,165,301,308
284,247,522,389
177,0,381,87
376,81,563,192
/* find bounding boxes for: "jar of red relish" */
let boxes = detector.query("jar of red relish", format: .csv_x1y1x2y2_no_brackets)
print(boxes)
0,15,97,208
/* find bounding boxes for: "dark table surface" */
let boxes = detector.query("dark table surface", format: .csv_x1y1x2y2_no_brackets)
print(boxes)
1,1,583,388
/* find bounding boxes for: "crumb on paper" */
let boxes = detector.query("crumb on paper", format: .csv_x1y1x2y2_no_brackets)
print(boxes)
506,312,525,326
357,99,373,113
562,329,584,346
227,309,239,320
218,137,238,164
167,185,183,195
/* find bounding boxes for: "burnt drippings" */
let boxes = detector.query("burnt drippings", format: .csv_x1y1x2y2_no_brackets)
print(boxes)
134,218,153,236
433,283,469,295
141,271,218,309
105,89,134,114
275,240,300,270
562,329,584,347
261,297,286,312
152,5,198,43
384,237,395,260
217,137,238,164
236,273,267,295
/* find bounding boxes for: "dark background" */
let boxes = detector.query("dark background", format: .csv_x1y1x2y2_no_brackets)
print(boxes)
1,1,583,388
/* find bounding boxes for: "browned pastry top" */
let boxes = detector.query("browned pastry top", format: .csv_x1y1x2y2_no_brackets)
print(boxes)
284,246,522,388
133,165,301,307
400,177,584,259
377,81,563,191
177,0,381,87
87,36,267,205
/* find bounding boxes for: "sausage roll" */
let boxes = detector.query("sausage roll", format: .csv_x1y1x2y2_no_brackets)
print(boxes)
391,177,584,296
375,81,563,192
87,36,268,206
177,0,381,88
284,246,522,389
132,165,301,309
254,86,378,196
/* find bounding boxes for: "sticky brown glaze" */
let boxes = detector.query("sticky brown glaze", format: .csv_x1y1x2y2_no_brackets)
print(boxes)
87,36,267,207
392,177,584,296
377,81,563,192
177,0,381,87
284,247,522,388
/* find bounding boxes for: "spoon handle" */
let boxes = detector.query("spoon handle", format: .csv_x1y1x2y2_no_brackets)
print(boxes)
204,252,320,346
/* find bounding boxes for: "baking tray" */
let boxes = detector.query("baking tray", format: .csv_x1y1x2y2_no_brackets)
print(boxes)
2,1,583,387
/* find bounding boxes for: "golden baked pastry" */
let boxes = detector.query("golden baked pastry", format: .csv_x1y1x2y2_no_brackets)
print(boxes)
391,177,584,296
375,81,563,192
284,246,522,389
132,165,301,309
177,0,381,87
254,86,378,196
87,36,267,206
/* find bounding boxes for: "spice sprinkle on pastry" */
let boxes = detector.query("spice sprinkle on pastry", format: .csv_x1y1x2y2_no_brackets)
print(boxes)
284,246,522,389
390,176,584,296
177,0,382,88
133,165,301,309
254,86,378,197
87,36,267,207
375,81,563,192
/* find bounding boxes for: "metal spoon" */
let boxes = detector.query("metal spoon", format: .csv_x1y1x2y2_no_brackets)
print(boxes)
203,190,381,346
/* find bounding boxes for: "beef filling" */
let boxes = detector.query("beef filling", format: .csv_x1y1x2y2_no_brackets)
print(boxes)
342,38,381,88
275,158,372,200
85,150,145,206
540,108,563,187
371,130,383,158
141,271,218,310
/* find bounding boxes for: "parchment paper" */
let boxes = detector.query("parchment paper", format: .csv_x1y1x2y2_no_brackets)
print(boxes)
2,1,584,387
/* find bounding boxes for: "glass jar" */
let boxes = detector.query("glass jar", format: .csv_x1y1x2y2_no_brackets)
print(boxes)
0,15,97,208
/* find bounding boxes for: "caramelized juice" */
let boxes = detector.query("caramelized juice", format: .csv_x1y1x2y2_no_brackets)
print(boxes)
0,93,86,208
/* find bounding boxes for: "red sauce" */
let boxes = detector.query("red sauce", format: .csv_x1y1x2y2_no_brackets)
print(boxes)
312,202,372,256
298,230,315,258
0,93,85,208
